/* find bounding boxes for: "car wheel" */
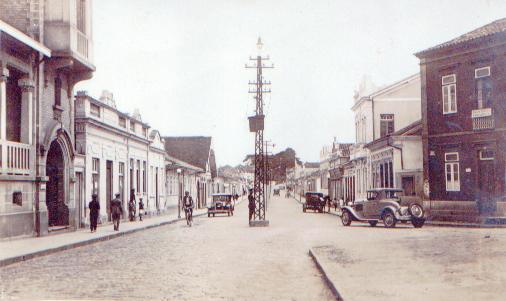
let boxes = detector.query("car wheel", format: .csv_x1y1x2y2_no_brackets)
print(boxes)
409,204,425,219
412,218,425,228
341,210,352,226
382,211,397,228
368,221,378,227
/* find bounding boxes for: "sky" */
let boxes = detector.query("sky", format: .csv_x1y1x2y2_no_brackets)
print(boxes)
77,0,506,167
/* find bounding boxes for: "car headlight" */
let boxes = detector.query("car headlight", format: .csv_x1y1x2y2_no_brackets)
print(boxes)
409,204,424,219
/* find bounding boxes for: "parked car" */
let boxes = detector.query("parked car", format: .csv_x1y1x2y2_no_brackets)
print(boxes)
208,193,235,217
340,188,425,228
303,192,325,213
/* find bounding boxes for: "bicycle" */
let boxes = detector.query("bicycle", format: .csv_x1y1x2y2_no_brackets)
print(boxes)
184,207,193,227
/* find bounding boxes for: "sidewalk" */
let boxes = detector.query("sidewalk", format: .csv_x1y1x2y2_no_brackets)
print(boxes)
292,195,506,228
0,207,207,268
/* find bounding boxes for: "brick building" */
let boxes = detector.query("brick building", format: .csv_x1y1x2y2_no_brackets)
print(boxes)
415,18,506,222
0,0,94,238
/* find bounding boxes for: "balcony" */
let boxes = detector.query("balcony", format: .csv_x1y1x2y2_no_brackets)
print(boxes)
0,141,34,176
44,0,95,71
472,108,494,130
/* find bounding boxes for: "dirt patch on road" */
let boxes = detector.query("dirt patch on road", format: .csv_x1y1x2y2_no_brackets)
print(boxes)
312,245,356,267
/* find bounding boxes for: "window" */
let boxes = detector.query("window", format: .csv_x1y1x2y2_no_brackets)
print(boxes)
119,117,126,128
442,74,457,114
142,127,148,137
90,103,100,117
54,77,61,106
92,158,100,195
130,121,135,132
77,0,86,33
445,152,460,191
479,149,495,160
380,114,394,137
475,67,492,109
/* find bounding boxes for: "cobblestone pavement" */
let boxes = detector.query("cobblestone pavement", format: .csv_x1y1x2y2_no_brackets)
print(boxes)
0,196,337,301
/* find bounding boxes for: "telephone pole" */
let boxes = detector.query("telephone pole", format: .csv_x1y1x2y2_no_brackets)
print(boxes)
246,37,273,227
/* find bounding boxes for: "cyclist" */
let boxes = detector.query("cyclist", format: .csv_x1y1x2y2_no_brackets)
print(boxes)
183,191,194,225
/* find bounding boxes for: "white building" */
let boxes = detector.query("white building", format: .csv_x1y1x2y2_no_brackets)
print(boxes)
75,91,166,225
345,73,421,201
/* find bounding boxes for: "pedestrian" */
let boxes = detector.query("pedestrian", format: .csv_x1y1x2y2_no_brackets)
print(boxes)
138,198,144,221
88,194,100,233
129,189,136,222
111,193,123,231
248,189,255,221
325,196,331,212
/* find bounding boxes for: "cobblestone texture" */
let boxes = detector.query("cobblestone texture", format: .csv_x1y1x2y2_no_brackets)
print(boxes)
0,196,336,301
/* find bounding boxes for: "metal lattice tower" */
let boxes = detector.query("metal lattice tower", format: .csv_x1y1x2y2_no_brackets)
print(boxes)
246,37,273,221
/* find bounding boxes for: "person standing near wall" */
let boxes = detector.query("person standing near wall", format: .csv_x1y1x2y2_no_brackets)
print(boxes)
88,194,100,233
248,189,255,222
111,193,123,231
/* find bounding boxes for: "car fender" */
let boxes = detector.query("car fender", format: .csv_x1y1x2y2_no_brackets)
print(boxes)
341,206,362,221
380,206,398,218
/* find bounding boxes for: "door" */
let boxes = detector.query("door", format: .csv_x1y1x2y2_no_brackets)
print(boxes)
478,150,496,214
76,172,84,228
402,176,416,196
155,169,159,211
106,161,113,221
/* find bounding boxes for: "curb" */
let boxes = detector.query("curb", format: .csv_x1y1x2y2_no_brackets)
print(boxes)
425,221,506,229
0,212,207,268
308,248,343,301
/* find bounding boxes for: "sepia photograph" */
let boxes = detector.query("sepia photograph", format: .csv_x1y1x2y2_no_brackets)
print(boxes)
0,0,506,300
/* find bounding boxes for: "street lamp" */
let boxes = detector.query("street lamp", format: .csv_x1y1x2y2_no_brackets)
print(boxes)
177,168,182,218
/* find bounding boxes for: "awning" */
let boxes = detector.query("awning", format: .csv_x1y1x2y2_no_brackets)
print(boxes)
0,20,51,57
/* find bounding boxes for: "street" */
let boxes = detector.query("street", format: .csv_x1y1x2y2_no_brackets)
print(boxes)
0,196,336,301
2,195,506,300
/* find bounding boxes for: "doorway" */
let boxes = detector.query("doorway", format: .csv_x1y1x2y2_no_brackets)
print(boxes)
106,161,113,221
46,140,69,227
401,176,416,196
76,172,84,228
478,149,496,214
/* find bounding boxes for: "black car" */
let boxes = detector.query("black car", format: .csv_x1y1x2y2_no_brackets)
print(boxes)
303,192,325,213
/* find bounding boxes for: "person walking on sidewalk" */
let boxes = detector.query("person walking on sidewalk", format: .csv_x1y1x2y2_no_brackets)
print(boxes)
88,194,100,233
111,193,123,231
128,190,136,222
138,198,145,221
182,191,193,221
248,189,255,221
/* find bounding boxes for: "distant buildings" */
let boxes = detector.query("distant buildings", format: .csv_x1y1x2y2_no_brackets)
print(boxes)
292,18,506,224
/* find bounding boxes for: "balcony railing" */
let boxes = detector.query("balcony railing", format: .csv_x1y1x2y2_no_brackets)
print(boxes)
0,141,34,176
76,30,89,59
472,108,494,130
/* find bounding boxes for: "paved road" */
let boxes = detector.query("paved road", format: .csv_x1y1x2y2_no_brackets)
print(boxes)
0,196,337,301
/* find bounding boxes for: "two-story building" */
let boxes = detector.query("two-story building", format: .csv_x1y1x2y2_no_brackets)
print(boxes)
415,18,506,222
328,141,352,201
0,0,94,238
345,73,421,202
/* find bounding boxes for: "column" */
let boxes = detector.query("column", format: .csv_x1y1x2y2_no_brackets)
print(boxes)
18,77,35,145
0,67,8,141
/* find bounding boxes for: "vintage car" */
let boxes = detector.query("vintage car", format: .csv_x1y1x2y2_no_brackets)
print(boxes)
303,192,325,213
340,188,425,228
208,193,235,217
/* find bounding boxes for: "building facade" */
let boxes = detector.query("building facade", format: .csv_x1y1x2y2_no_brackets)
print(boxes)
75,91,166,226
344,73,421,202
416,18,506,222
0,0,94,238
